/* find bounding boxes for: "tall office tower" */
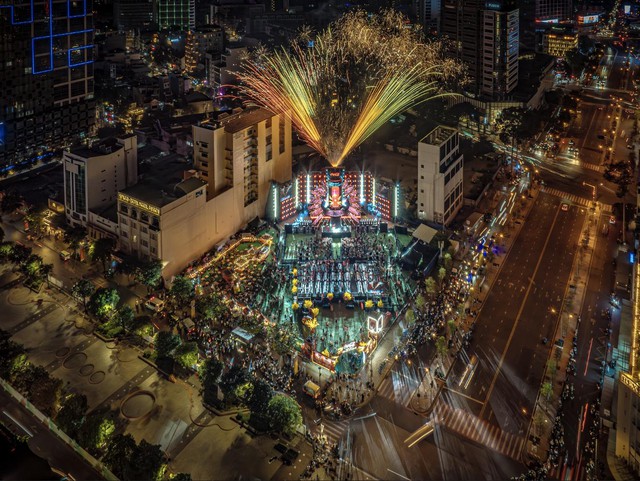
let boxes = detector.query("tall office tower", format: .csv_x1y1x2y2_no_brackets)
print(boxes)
0,0,95,171
481,3,519,99
157,0,195,31
441,0,518,99
113,0,155,30
536,0,572,22
414,0,441,32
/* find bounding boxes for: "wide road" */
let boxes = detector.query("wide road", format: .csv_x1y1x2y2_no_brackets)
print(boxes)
0,388,104,480
552,211,621,480
442,193,585,445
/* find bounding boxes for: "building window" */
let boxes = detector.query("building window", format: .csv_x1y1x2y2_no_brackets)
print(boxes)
122,231,128,238
141,226,148,234
120,204,128,214
141,240,148,247
150,233,157,240
151,247,156,254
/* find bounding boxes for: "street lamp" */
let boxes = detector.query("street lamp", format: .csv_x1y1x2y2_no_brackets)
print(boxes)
582,181,597,202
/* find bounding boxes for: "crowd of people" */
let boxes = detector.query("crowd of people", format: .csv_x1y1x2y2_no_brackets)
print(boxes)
296,260,383,298
285,236,333,261
341,232,395,262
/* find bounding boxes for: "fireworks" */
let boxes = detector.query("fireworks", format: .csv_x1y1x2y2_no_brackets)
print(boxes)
237,10,465,167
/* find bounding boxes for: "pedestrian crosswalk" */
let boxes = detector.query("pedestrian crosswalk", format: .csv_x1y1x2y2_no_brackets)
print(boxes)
580,162,604,173
314,418,350,445
541,186,614,213
431,400,525,460
377,371,419,408
541,187,593,208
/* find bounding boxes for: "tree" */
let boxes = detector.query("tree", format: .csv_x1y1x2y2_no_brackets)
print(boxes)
88,287,120,321
201,358,223,405
438,267,447,285
404,308,415,324
104,433,138,480
435,336,448,360
19,365,62,417
90,237,116,272
135,260,163,293
448,319,457,338
9,243,32,265
424,277,437,298
0,330,26,379
1,191,23,214
63,226,86,257
248,378,274,415
79,413,115,452
24,208,45,236
196,293,224,321
170,275,194,304
171,474,192,481
155,331,181,359
415,293,425,309
117,305,135,332
72,279,96,312
56,393,88,438
267,394,302,436
443,252,453,271
174,341,198,369
541,382,553,401
130,439,166,481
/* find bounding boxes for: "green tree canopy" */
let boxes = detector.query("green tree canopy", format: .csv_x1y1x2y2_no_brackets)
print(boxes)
104,433,138,479
435,336,448,359
174,341,198,369
170,275,194,304
56,393,88,438
135,260,163,292
248,378,274,415
155,331,181,359
221,365,250,397
88,287,120,321
200,358,224,405
90,237,116,272
424,277,437,297
72,279,96,312
117,305,135,332
267,394,302,436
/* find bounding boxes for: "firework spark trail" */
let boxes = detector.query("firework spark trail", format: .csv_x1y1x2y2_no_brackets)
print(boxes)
237,9,465,167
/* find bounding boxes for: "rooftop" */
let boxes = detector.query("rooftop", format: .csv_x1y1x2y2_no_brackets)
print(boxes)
68,137,123,159
120,153,193,208
421,125,457,146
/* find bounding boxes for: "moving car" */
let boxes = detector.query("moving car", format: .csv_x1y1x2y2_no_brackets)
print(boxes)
561,204,569,211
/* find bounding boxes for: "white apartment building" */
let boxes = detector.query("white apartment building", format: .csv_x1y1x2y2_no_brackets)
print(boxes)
118,107,292,279
63,135,138,228
417,126,464,226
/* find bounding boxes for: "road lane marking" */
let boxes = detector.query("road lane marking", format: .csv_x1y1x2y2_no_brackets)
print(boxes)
479,205,562,419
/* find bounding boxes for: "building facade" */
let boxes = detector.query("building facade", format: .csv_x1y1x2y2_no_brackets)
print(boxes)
542,31,578,57
417,126,464,226
441,0,518,99
63,135,138,228
117,107,292,279
156,0,195,31
185,25,224,72
113,0,155,30
0,0,95,171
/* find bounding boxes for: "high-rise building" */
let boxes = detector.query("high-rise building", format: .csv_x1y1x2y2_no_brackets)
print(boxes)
113,0,155,30
441,0,518,99
536,0,572,22
156,0,195,31
417,126,464,226
414,0,441,32
63,135,138,228
0,0,95,171
481,4,519,98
